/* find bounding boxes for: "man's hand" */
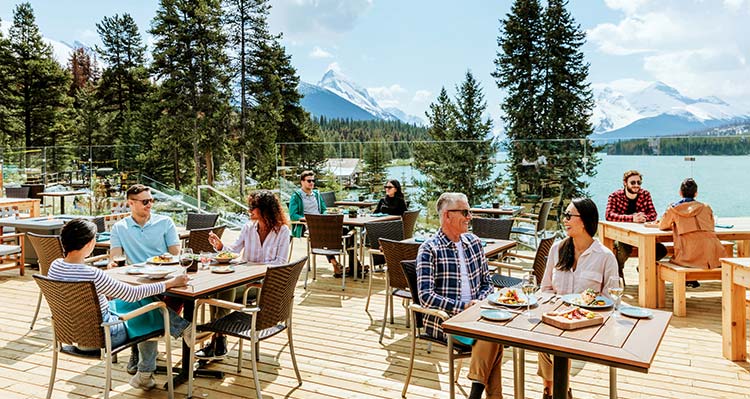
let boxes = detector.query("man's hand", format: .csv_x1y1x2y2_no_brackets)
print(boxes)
464,299,479,310
632,212,647,223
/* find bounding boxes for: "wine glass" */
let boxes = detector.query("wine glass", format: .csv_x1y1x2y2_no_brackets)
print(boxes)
522,273,537,317
608,276,625,318
179,248,194,274
199,251,211,270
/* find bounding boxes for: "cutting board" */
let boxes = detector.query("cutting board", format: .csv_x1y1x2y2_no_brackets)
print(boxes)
541,312,604,330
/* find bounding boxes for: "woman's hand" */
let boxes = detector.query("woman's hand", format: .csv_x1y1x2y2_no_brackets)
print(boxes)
166,274,190,289
208,232,223,250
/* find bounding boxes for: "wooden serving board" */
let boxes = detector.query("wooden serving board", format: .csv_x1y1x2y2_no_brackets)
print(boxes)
541,312,604,330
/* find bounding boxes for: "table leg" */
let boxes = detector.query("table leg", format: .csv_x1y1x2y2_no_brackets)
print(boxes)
513,347,525,399
552,355,569,399
601,225,615,252
736,240,750,257
722,263,747,361
638,236,657,308
609,366,617,399
60,197,65,214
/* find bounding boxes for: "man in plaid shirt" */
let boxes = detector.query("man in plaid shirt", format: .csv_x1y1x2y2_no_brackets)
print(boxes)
605,170,667,278
416,192,503,399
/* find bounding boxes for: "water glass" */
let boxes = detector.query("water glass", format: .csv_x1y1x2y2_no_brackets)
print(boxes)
199,252,211,270
608,276,625,318
180,248,194,273
522,273,537,317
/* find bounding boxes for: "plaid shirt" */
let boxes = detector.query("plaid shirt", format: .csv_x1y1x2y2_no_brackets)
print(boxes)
605,188,658,222
417,229,493,341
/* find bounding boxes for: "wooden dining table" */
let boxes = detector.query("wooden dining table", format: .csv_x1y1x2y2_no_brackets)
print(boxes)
333,200,379,208
599,217,750,308
442,295,671,399
107,261,267,394
401,237,517,258
0,197,41,217
469,205,524,217
720,257,750,361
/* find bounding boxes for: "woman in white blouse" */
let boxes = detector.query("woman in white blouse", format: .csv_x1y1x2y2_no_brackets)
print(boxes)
538,197,618,399
195,190,291,359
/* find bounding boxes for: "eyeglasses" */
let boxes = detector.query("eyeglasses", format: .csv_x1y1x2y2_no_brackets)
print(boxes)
304,179,315,183
132,198,155,206
384,185,395,189
563,211,580,220
447,209,472,217
628,180,642,186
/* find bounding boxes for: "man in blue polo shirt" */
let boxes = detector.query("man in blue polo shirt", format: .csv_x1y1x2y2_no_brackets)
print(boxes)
109,184,181,375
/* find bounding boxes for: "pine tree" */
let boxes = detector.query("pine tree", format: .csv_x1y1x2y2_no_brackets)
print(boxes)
150,0,231,189
67,47,104,147
7,2,72,163
0,19,18,147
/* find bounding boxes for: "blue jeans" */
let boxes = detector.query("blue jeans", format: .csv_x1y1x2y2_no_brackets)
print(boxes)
105,312,158,372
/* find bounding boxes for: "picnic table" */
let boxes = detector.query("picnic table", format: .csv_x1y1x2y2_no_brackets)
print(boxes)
442,294,671,399
598,217,750,308
721,257,750,361
37,190,87,214
0,197,40,217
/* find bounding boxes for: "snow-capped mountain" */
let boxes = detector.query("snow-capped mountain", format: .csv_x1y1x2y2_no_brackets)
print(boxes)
592,80,750,139
299,69,425,125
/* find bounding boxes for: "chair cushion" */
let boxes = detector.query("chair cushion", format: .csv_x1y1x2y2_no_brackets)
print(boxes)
511,227,535,235
491,274,523,288
311,248,341,256
0,244,21,256
198,311,287,342
392,288,412,299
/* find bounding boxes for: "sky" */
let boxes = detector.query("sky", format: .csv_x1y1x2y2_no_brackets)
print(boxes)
1,0,749,126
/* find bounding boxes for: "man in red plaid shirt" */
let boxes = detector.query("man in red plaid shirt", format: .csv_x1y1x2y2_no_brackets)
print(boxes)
605,170,667,278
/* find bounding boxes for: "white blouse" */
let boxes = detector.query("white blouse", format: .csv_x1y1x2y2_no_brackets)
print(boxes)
540,239,619,297
224,222,291,265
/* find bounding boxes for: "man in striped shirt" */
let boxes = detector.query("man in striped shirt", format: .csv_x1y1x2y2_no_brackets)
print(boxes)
416,193,504,399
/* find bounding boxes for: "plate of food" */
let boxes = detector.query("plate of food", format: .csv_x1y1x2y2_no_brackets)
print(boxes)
560,289,613,309
213,251,239,264
211,265,235,274
542,306,604,330
140,266,181,279
487,288,538,308
147,253,179,265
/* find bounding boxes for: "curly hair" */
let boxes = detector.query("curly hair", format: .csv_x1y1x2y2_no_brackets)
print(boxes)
248,190,289,232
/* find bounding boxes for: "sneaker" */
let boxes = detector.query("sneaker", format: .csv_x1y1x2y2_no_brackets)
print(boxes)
686,281,701,288
182,324,194,346
129,371,156,391
126,352,139,375
195,341,215,359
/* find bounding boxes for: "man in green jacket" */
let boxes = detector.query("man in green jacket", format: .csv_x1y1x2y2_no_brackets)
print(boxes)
288,170,326,238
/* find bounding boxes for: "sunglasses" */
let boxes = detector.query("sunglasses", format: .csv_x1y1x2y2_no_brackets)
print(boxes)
384,185,395,189
563,211,580,220
447,209,472,217
132,198,155,206
628,180,642,186
304,179,315,183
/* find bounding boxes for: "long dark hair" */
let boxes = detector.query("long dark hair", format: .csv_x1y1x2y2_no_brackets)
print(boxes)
556,198,599,271
61,219,97,255
387,179,404,199
248,190,289,232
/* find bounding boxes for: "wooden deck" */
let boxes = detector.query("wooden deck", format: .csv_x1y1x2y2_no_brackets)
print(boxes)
0,238,749,398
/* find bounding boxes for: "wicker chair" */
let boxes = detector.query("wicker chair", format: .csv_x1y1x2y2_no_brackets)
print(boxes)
511,200,553,249
186,212,220,230
32,274,174,399
471,217,513,240
320,191,336,208
186,225,226,253
189,257,307,399
378,238,420,344
490,234,555,288
304,213,353,291
400,260,472,399
362,220,404,311
5,186,30,198
401,209,420,239
27,233,63,330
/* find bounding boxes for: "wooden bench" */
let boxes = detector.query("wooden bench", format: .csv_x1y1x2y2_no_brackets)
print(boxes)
662,241,734,257
657,262,721,316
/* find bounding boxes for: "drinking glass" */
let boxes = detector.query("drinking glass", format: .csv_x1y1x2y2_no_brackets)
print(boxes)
113,254,127,267
179,248,194,273
522,273,537,317
608,276,625,318
199,251,211,270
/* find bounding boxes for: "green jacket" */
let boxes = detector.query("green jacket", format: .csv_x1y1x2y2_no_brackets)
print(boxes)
288,189,327,237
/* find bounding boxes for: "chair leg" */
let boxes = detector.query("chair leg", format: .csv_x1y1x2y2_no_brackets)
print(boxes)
103,328,113,399
454,358,462,383
255,341,260,362
379,284,390,344
402,313,417,398
250,334,262,399
365,254,375,311
287,318,302,386
341,253,346,291
30,292,42,329
238,336,245,373
389,290,395,325
448,334,455,399
403,299,410,329
47,345,58,399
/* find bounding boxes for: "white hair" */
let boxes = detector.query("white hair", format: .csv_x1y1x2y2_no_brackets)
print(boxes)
436,192,468,224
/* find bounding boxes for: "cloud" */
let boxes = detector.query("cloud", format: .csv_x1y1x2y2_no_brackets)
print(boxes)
368,84,407,108
589,1,750,102
412,90,432,103
309,46,333,59
269,0,372,42
326,62,343,74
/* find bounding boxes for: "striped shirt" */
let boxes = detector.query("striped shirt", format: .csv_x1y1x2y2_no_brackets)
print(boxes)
224,222,291,265
416,229,493,341
47,258,166,319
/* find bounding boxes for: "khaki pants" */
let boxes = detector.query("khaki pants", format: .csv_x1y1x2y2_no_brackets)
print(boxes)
467,340,504,399
537,352,571,382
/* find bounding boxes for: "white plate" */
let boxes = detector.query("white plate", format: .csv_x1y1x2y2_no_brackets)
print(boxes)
211,266,234,274
140,266,181,279
488,289,538,308
619,306,653,319
561,293,613,309
480,309,513,321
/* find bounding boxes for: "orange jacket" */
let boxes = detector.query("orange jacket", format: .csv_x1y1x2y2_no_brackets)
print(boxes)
659,201,725,268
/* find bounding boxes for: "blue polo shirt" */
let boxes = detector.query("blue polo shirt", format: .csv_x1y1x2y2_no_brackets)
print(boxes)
110,214,180,264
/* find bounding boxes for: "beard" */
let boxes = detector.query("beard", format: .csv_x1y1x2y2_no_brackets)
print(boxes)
625,186,640,196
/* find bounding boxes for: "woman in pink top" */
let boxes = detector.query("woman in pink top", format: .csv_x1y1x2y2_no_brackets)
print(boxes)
196,190,291,359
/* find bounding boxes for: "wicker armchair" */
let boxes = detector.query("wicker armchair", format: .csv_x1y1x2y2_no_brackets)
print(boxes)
362,220,404,311
490,234,555,288
511,200,553,249
401,209,420,239
5,186,30,198
378,238,420,344
186,212,219,230
320,191,336,208
304,213,353,291
32,274,174,399
400,260,472,398
471,217,513,240
188,257,307,399
186,225,226,253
